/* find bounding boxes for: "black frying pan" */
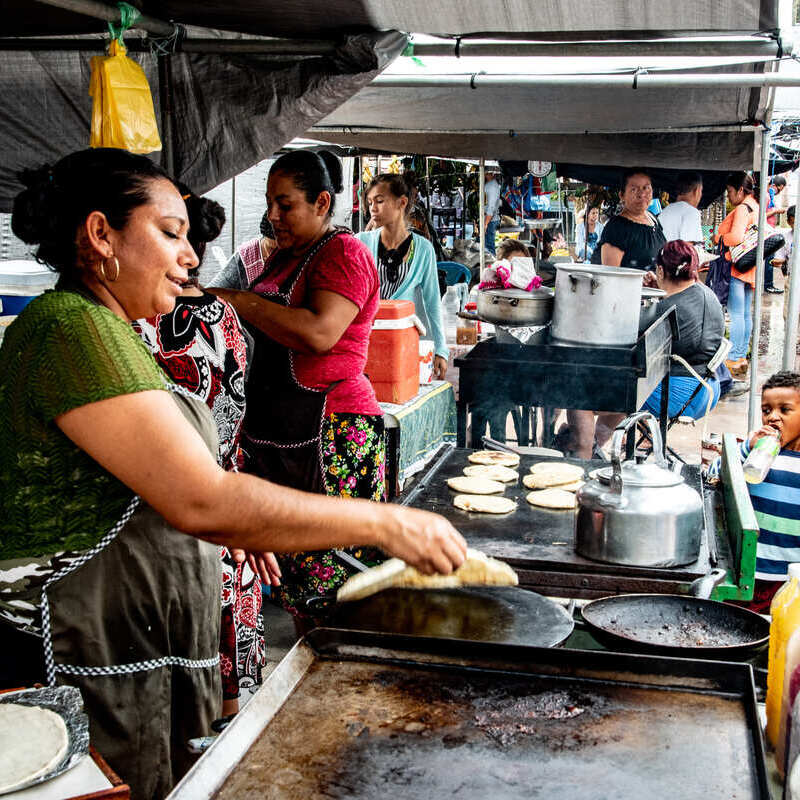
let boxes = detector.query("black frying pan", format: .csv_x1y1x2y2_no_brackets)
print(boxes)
320,586,575,648
581,594,770,660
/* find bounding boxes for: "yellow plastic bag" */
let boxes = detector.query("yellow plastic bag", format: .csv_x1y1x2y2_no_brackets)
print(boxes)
89,39,161,154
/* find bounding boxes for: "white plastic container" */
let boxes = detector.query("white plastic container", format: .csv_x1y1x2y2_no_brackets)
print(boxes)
743,432,781,483
0,260,57,314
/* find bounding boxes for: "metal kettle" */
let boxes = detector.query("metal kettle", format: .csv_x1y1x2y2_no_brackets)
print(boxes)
575,412,704,568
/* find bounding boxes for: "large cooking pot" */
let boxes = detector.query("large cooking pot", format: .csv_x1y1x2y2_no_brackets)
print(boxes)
575,412,704,567
551,263,644,346
476,287,554,326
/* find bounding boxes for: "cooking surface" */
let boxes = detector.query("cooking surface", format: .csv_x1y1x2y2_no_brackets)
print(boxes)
404,448,710,579
330,586,573,647
215,657,761,800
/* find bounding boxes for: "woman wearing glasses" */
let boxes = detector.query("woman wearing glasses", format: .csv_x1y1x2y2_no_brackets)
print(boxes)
592,168,666,271
356,173,449,380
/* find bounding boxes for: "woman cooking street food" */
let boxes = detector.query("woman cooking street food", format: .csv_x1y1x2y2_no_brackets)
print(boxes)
356,172,449,379
209,151,402,621
132,186,275,718
0,148,466,799
592,168,666,270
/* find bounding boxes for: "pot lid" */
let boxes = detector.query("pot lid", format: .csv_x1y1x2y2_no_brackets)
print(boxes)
641,287,666,299
483,287,554,300
595,461,684,488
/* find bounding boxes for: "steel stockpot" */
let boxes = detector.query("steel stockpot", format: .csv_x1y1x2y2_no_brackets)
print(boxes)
575,412,704,568
476,287,554,326
551,263,644,346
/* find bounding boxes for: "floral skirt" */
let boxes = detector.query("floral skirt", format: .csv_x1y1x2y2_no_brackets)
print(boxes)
220,548,265,700
274,413,386,618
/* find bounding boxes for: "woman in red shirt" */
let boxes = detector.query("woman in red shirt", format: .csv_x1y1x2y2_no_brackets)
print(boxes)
211,151,384,621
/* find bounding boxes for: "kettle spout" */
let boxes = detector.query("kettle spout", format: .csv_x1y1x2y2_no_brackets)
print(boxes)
689,568,727,599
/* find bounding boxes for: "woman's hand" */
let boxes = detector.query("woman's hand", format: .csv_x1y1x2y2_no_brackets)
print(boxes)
433,355,448,380
642,271,659,288
231,548,282,587
377,505,467,575
206,287,241,304
749,425,780,449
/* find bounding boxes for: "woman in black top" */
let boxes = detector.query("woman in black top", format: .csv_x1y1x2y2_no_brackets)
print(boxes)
592,168,666,270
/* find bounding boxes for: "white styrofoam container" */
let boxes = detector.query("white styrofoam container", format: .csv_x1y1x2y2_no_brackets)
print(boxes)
0,260,57,295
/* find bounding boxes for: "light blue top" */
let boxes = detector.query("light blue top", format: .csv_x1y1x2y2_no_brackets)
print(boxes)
484,178,502,222
356,229,449,359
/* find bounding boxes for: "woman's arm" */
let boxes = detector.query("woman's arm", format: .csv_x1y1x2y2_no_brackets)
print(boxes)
415,239,449,362
720,204,752,247
56,390,466,574
209,287,358,355
600,243,624,267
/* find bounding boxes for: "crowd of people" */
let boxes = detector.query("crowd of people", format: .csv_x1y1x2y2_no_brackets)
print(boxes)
1,146,799,797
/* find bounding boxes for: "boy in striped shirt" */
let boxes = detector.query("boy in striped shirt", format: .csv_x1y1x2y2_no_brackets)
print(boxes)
708,371,800,611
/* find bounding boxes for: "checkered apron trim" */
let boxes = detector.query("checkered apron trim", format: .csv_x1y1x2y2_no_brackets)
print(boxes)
40,382,220,685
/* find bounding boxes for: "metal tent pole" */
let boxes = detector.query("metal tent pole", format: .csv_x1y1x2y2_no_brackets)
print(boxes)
358,156,365,232
479,158,486,278
372,73,800,90
748,127,773,430
157,55,174,177
783,172,800,371
32,0,175,36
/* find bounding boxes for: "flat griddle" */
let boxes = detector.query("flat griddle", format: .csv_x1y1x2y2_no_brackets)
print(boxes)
168,630,768,800
402,446,716,597
329,586,574,647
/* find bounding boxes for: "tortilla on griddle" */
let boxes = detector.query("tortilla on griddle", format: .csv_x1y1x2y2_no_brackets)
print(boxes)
525,488,577,510
446,476,505,495
0,703,69,794
467,450,520,467
453,494,517,514
522,473,584,491
337,547,518,603
528,462,584,484
463,464,518,482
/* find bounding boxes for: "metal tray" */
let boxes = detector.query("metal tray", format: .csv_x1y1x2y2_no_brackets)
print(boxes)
0,686,90,795
168,629,769,800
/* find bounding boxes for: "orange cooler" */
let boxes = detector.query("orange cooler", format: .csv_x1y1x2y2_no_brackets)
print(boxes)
366,300,420,404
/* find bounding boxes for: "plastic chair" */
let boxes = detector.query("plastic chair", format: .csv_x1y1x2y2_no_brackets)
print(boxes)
436,261,472,285
636,338,731,462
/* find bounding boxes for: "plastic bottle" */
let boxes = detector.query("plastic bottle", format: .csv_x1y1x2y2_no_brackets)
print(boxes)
743,431,781,483
442,285,461,345
766,564,800,749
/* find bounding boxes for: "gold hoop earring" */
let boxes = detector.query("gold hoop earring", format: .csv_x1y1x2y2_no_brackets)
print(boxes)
100,256,120,282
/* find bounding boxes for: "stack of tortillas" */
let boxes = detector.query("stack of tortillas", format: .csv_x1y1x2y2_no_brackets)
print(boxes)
524,461,585,510
337,547,518,603
0,703,69,794
448,470,516,514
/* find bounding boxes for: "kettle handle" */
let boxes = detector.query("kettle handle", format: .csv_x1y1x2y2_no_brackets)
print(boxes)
609,411,669,493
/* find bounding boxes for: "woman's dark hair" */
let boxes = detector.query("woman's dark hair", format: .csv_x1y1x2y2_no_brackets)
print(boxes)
496,239,531,260
656,239,698,281
763,370,800,393
725,171,756,196
621,167,652,192
772,175,787,189
12,148,173,275
269,150,343,217
176,182,225,270
366,173,413,220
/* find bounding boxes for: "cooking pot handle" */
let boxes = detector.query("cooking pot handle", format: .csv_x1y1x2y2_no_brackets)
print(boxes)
565,269,600,295
609,411,669,493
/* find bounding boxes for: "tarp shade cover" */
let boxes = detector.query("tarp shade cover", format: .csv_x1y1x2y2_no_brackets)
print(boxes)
309,62,768,169
0,32,405,212
3,0,779,39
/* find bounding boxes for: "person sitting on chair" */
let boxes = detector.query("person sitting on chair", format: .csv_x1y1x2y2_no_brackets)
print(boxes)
594,240,724,448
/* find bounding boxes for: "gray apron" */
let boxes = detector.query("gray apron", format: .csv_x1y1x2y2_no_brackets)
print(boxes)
41,388,222,800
